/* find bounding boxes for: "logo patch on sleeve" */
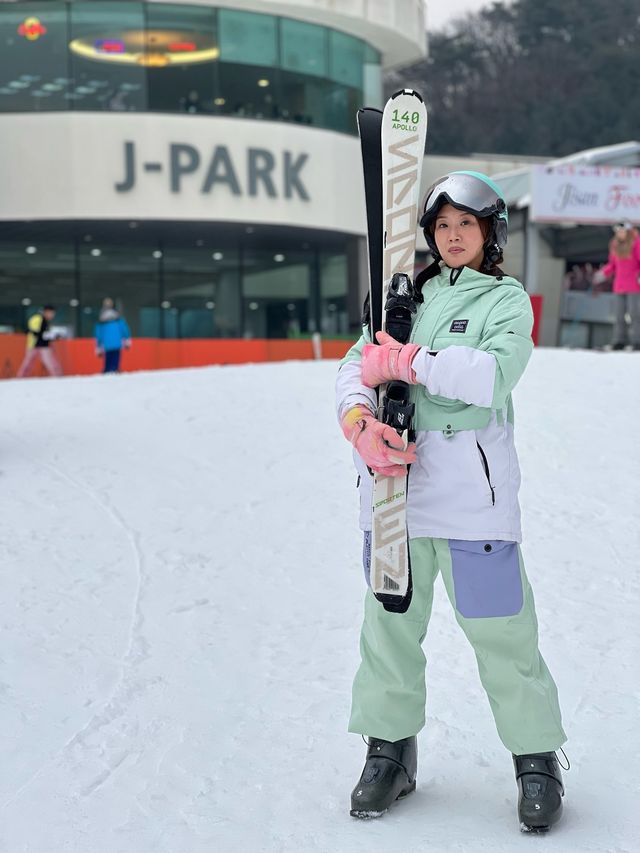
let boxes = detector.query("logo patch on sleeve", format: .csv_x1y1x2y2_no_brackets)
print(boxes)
449,319,469,333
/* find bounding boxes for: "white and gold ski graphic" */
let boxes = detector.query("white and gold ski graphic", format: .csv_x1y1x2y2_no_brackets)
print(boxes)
370,89,427,601
371,472,409,593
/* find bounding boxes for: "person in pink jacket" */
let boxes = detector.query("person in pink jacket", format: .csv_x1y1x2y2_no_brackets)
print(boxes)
596,222,640,350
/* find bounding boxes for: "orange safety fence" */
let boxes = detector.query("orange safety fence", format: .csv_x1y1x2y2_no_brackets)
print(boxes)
0,336,354,379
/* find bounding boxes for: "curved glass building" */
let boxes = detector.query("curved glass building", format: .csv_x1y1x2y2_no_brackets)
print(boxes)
0,1,425,343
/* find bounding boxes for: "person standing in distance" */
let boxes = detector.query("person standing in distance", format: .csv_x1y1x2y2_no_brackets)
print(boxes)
594,221,640,350
95,298,132,373
16,304,63,378
335,171,567,832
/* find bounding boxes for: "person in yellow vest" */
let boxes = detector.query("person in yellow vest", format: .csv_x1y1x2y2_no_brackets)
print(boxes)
16,305,63,378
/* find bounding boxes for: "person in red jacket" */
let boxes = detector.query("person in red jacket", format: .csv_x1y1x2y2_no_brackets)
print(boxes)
595,222,640,350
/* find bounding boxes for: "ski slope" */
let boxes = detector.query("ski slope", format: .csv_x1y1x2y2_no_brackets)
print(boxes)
1,350,638,853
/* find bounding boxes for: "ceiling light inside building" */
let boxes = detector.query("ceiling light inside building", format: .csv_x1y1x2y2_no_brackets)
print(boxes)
25,246,37,254
249,302,259,311
257,78,270,88
212,252,224,261
91,248,102,257
206,301,215,310
69,30,220,66
21,297,32,306
153,250,163,259
161,300,171,309
214,97,226,106
274,254,285,262
69,298,80,307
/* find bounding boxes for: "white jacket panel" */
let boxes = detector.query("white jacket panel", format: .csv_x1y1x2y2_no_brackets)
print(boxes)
352,415,522,542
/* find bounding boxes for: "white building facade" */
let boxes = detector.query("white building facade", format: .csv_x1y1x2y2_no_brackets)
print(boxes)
0,0,425,339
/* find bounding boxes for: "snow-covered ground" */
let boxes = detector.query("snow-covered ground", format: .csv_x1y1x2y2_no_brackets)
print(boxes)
1,350,639,853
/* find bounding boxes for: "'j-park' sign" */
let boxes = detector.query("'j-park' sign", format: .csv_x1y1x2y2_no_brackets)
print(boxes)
531,164,640,224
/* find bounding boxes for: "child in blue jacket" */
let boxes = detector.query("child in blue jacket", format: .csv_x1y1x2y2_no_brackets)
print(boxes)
95,298,132,373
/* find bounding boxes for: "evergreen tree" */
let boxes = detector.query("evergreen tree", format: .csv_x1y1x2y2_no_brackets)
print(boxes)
386,0,640,156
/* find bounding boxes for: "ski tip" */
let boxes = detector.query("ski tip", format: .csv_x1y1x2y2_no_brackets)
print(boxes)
390,88,425,103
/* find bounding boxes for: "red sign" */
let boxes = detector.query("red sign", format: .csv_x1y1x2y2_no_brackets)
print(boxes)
96,39,126,53
168,42,197,52
18,17,47,41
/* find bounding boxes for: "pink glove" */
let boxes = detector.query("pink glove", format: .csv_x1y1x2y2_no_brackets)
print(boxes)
361,331,421,388
340,405,416,478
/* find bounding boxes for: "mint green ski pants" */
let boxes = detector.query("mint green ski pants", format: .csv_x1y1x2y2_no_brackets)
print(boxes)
350,537,566,755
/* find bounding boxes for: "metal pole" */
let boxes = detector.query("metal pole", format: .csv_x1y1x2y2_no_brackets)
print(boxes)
524,211,540,294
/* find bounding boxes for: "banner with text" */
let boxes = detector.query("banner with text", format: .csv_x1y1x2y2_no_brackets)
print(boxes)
531,164,640,224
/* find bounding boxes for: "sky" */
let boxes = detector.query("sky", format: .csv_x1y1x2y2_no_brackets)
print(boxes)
427,0,496,31
0,352,638,852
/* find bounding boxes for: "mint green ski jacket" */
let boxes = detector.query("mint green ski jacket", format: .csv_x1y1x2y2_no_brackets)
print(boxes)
335,264,534,542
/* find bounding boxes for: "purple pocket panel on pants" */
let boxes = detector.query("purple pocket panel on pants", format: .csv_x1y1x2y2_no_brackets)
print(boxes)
449,539,523,618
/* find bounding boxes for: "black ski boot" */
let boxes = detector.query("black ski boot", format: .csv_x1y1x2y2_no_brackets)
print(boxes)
513,752,564,832
350,736,417,819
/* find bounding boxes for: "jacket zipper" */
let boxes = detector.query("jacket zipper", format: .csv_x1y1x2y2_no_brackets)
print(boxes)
476,441,496,505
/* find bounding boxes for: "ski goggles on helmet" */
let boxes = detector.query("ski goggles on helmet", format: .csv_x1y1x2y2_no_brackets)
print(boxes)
419,172,508,244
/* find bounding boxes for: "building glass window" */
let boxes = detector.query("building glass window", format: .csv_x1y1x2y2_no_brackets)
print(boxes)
363,43,383,108
329,31,363,89
242,250,311,339
279,70,328,127
281,19,328,78
163,242,241,338
0,2,69,112
323,82,359,134
0,240,75,335
217,63,280,121
76,233,161,337
320,252,349,336
0,3,382,134
145,3,217,114
219,10,277,68
68,1,147,112
0,225,352,341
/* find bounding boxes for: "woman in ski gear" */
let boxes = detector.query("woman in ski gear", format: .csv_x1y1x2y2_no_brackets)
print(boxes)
336,171,567,831
95,298,132,373
595,222,640,349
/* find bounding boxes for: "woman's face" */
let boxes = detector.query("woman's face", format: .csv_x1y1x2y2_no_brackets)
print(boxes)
433,204,486,271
